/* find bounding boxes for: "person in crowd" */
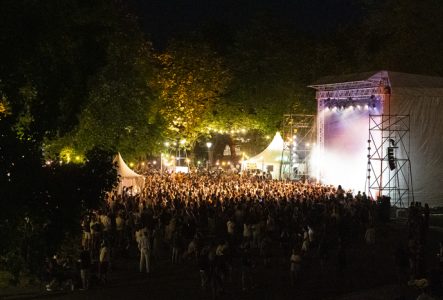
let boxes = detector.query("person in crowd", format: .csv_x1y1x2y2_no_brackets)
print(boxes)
198,246,210,289
171,228,184,264
241,243,254,291
138,231,151,274
79,246,91,290
99,241,110,284
290,248,302,286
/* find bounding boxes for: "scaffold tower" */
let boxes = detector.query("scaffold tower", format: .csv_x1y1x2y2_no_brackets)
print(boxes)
367,114,414,207
281,114,316,180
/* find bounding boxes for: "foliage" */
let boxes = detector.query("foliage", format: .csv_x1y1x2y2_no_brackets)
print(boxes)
355,0,443,75
69,28,161,161
222,16,316,135
152,39,231,146
0,113,117,282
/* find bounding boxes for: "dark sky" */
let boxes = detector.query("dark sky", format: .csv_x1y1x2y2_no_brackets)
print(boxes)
132,0,363,48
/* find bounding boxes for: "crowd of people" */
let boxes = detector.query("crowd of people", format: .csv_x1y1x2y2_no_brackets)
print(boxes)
42,170,438,298
72,172,377,293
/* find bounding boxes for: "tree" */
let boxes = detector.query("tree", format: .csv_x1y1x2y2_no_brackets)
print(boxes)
152,39,231,146
65,39,161,161
0,112,117,281
353,0,443,75
223,15,316,136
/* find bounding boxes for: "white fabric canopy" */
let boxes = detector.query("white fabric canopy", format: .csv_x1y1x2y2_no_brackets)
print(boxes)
114,153,145,194
241,132,286,179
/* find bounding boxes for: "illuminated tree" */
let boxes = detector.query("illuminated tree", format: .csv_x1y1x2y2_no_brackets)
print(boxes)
152,39,231,146
67,39,160,160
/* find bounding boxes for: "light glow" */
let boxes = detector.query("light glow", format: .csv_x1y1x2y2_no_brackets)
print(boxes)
314,104,382,193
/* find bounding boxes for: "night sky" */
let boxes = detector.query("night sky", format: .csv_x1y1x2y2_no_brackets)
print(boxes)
132,0,364,48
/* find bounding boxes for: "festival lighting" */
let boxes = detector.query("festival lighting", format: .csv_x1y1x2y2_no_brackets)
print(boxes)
180,139,186,145
325,96,380,112
129,162,134,167
164,142,170,147
316,99,381,192
153,161,157,165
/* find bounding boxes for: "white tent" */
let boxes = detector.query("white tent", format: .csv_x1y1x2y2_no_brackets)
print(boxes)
241,132,286,179
114,153,145,195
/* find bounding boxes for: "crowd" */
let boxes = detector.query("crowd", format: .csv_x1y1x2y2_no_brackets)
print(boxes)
42,171,437,298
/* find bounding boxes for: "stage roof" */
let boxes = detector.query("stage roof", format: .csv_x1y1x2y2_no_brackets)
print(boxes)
311,71,443,89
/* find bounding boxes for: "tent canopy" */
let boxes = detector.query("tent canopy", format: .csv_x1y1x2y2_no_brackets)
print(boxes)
242,132,286,179
114,153,145,194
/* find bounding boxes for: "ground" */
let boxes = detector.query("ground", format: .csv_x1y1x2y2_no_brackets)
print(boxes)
2,220,442,300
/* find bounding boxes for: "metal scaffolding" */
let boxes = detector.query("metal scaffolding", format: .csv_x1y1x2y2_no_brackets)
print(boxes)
281,114,316,180
367,115,414,207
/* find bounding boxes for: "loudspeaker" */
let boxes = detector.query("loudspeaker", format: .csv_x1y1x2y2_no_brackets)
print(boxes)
387,147,396,170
